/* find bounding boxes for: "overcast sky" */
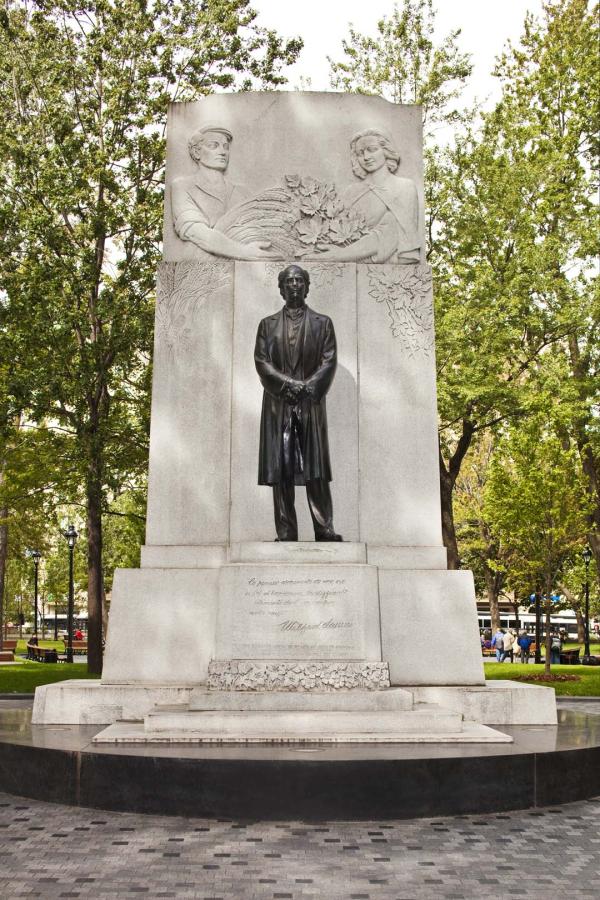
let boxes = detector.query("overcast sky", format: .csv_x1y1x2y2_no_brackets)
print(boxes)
253,0,545,108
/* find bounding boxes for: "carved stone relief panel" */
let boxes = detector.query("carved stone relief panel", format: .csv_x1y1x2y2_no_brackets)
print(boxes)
164,94,424,264
207,660,391,692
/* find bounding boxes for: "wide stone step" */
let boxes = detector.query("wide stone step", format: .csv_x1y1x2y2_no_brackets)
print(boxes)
143,703,463,737
184,687,414,713
93,715,513,745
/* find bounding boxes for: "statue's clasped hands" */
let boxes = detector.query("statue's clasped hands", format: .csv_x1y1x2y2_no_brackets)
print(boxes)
283,379,313,405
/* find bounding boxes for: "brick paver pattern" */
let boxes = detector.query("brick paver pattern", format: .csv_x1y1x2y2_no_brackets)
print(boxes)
0,791,599,899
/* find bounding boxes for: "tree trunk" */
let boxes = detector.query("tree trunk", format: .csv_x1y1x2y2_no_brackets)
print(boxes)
86,458,104,676
558,582,585,644
439,458,460,569
544,602,552,675
575,607,585,643
483,567,501,632
438,419,476,571
511,601,520,631
0,508,7,651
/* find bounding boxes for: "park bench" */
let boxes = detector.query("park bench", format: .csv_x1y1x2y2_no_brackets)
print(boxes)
0,639,18,662
62,639,87,655
560,648,580,665
27,643,58,663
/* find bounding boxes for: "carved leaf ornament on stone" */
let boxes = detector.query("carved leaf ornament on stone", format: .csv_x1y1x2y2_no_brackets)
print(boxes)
367,264,434,356
217,175,368,257
208,660,391,692
263,261,345,290
156,262,232,361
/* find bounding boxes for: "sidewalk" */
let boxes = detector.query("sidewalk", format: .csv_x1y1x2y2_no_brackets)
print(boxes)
1,790,599,899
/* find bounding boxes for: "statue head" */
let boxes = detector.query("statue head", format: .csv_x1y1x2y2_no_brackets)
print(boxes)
188,125,233,172
278,265,310,306
350,128,401,180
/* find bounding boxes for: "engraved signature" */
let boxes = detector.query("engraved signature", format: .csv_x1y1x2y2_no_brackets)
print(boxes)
279,619,352,633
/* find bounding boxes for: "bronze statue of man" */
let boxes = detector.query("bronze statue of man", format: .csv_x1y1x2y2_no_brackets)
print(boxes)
254,265,342,542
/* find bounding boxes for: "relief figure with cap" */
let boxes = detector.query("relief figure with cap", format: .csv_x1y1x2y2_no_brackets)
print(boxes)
170,124,277,260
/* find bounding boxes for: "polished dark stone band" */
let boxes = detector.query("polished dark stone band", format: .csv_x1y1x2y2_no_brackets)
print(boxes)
1,703,599,820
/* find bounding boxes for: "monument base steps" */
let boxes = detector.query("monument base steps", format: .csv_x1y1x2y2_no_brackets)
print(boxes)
93,712,512,745
188,687,414,711
32,679,557,729
87,689,511,744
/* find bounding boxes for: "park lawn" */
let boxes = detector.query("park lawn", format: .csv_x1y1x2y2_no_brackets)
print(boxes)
13,638,65,653
485,662,600,695
0,660,99,693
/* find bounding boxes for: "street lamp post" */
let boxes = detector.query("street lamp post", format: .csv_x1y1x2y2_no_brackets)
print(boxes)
30,550,41,638
61,525,78,664
583,546,593,658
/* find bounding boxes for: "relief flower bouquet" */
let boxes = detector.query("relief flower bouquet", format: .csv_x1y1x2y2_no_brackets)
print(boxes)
216,174,368,257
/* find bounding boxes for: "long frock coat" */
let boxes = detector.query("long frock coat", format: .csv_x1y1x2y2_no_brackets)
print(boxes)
254,305,337,486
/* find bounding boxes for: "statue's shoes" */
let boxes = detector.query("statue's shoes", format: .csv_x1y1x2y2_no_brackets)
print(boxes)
316,534,343,542
274,537,298,542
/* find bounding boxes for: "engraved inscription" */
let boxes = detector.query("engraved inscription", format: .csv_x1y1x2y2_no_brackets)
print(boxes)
227,573,365,660
279,619,352,632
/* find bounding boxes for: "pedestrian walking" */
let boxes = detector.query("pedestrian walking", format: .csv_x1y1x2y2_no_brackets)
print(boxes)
492,628,505,663
517,630,533,664
502,628,516,663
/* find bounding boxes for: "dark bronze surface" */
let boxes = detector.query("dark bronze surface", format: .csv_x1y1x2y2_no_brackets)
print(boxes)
255,266,342,542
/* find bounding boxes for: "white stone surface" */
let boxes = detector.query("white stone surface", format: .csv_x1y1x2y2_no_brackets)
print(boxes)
215,563,381,661
379,569,485,685
144,705,463,736
145,262,234,546
229,542,367,564
140,545,227,568
101,568,218,684
366,545,447,569
31,681,197,725
187,687,414,711
92,718,512,744
163,93,424,263
357,266,442,546
412,682,558,726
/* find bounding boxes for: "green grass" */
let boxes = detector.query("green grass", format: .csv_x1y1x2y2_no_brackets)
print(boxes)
485,662,600,695
0,660,99,693
13,638,65,653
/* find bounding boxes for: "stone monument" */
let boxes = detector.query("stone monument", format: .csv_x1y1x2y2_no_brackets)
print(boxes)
33,93,556,740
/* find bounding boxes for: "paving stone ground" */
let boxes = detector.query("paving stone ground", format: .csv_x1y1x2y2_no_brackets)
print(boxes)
1,790,599,900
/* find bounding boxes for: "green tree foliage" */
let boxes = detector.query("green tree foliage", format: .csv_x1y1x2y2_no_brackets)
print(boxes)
454,434,508,631
491,0,600,572
0,0,302,671
328,0,472,133
485,416,590,670
433,0,598,569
